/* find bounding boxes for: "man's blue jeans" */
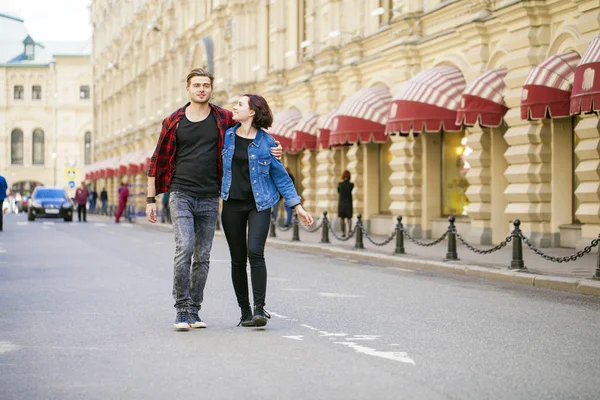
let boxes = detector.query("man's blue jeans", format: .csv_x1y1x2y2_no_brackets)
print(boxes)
169,192,219,313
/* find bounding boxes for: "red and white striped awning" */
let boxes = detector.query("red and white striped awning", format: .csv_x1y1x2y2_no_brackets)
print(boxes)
267,109,302,151
457,67,508,127
521,51,580,120
291,113,319,152
571,35,600,115
329,86,392,146
387,66,466,135
317,109,338,149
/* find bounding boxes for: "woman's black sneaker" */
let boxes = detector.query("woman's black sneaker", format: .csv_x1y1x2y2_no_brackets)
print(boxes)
252,306,271,327
238,307,254,327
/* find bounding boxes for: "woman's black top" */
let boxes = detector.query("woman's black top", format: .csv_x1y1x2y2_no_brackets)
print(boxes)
229,135,254,200
337,180,354,218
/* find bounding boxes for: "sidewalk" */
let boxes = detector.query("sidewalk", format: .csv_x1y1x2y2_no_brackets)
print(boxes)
92,214,600,297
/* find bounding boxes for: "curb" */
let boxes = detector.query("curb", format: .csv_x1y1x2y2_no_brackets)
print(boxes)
121,218,600,298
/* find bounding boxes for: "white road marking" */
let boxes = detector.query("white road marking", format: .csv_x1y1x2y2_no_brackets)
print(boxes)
389,344,402,346
43,222,55,226
120,224,133,228
16,222,28,226
318,292,363,298
270,312,289,319
94,223,107,227
301,324,319,331
0,341,20,354
345,335,381,341
282,336,304,341
334,342,415,365
107,230,115,234
0,250,6,253
319,331,348,337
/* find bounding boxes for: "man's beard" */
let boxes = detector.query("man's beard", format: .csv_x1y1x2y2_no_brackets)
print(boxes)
191,95,210,105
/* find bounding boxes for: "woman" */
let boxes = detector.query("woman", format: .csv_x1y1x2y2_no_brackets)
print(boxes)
221,94,314,327
338,170,354,237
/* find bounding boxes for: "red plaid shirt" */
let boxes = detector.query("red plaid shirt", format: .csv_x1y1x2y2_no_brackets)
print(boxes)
148,103,235,195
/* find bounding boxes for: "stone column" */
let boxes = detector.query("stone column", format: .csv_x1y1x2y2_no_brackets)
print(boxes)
315,148,337,215
574,116,600,249
421,133,442,238
498,2,552,246
300,149,316,213
346,144,363,216
550,118,574,247
389,134,422,237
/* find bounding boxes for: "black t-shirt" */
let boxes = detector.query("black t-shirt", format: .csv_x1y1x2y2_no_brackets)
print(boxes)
169,113,220,198
229,134,253,200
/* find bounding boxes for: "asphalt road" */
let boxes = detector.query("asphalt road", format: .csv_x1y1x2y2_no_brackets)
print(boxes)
1,213,599,400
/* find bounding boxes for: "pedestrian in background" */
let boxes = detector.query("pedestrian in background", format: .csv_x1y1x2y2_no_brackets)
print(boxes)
338,170,354,237
100,188,108,215
145,68,283,331
284,167,295,227
0,174,7,232
89,187,98,214
221,94,313,328
75,181,90,222
161,191,171,224
115,182,129,223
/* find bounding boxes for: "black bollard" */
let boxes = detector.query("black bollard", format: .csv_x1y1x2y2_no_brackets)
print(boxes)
355,214,364,249
269,216,277,238
292,212,300,241
510,219,526,270
395,216,405,254
445,216,459,261
594,234,600,279
321,211,330,244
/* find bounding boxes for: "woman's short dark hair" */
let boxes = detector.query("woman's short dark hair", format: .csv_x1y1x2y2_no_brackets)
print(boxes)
342,170,351,181
244,94,273,129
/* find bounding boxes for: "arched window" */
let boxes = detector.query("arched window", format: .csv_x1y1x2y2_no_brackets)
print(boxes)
32,129,45,165
84,131,92,165
11,129,23,165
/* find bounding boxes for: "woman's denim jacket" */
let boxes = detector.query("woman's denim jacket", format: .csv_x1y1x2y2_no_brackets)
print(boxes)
221,123,301,212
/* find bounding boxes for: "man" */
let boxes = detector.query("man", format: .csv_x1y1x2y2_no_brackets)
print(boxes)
0,174,7,231
146,68,282,331
100,188,108,215
115,182,129,223
74,181,90,222
89,187,98,214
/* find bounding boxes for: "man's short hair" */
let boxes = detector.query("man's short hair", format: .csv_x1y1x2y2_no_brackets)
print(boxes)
186,68,214,87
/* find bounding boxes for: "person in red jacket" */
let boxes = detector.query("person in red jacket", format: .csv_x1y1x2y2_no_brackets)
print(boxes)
115,182,129,223
74,181,90,222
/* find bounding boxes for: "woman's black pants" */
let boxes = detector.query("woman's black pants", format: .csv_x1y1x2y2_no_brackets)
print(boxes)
221,199,271,309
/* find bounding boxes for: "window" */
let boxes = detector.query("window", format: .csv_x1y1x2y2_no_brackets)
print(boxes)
11,129,24,165
32,129,45,165
80,85,90,99
14,85,24,100
32,85,42,100
84,131,92,165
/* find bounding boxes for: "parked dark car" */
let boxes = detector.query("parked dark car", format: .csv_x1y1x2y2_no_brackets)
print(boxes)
28,187,74,222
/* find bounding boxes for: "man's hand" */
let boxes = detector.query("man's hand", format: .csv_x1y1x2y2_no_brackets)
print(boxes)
146,203,157,223
271,140,283,160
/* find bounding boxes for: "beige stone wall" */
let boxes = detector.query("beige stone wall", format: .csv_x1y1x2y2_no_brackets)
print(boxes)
90,0,599,246
0,57,92,193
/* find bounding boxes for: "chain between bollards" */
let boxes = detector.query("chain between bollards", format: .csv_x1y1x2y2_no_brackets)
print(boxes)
292,211,300,241
510,219,526,270
354,214,364,249
445,216,459,261
395,216,405,254
321,211,330,244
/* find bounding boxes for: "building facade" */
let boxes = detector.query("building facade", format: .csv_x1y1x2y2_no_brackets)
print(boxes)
88,0,599,249
0,13,93,198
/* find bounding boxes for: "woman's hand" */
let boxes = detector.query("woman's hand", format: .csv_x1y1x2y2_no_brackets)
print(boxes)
295,205,314,226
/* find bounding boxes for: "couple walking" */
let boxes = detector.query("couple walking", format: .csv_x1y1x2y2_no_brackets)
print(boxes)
146,68,313,331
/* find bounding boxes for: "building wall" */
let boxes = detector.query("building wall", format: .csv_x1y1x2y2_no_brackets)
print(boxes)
90,0,599,247
0,56,93,195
